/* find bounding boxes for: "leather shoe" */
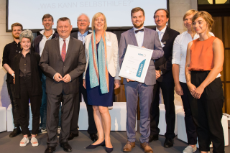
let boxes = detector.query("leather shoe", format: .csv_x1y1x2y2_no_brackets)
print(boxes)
105,147,113,153
44,146,56,153
68,132,79,140
89,133,98,142
9,127,21,138
149,135,158,142
123,141,135,152
140,142,153,153
60,142,72,152
164,138,174,148
86,140,105,149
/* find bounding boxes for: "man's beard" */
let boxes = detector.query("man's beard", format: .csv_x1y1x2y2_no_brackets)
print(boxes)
12,34,19,39
133,22,144,29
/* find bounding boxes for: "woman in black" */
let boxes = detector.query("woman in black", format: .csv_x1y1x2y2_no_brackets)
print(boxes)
12,30,42,147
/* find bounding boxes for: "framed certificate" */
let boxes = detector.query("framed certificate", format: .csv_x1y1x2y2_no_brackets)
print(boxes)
119,45,153,83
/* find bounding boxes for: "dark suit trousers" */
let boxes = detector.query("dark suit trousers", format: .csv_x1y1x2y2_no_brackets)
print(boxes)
70,74,97,134
150,78,175,139
17,77,41,135
47,93,74,146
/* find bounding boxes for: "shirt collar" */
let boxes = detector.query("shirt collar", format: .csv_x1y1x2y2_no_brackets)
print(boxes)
156,25,167,33
59,36,70,42
40,29,55,35
78,31,88,37
133,26,144,31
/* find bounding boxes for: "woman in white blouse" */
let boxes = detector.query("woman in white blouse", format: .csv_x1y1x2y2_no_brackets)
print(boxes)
172,9,198,153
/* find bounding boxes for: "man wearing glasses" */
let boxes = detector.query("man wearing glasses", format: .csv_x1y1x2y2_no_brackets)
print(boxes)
68,14,98,142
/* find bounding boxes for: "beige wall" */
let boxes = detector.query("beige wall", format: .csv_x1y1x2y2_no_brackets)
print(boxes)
0,0,197,107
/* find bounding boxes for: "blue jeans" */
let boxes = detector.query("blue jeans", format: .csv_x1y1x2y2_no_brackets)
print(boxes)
40,73,47,129
40,73,62,129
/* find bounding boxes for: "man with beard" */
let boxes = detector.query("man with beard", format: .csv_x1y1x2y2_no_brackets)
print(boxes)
149,9,180,148
119,7,164,153
2,23,23,137
34,14,58,133
68,14,98,142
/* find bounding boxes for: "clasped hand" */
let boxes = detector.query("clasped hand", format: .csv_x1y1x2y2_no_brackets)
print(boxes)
187,83,204,99
54,73,71,83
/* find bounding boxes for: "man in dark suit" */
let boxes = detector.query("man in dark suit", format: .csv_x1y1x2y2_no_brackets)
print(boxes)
119,7,164,153
149,9,180,148
40,17,86,153
68,13,97,142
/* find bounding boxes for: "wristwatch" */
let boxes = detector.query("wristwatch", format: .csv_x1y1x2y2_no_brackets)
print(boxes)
11,73,15,77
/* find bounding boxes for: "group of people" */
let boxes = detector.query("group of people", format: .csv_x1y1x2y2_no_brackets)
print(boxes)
2,6,225,153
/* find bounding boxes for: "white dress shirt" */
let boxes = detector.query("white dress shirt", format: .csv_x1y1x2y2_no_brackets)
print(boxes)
133,27,144,47
172,31,219,83
39,30,55,56
156,26,167,47
78,31,88,44
59,36,70,54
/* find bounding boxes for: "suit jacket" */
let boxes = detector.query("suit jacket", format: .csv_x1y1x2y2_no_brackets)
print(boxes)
83,31,120,80
39,36,86,95
119,27,164,85
70,31,91,40
153,27,180,82
12,50,42,98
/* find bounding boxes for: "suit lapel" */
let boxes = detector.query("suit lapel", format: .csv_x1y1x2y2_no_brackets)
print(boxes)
142,28,149,47
64,37,73,62
55,37,63,61
161,27,170,43
128,29,138,46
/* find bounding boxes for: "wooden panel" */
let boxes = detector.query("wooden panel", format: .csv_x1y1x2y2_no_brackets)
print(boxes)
225,49,230,81
225,83,230,114
212,17,223,40
224,16,230,48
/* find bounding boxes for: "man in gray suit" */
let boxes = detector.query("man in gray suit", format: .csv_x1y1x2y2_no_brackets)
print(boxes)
40,17,86,153
119,7,164,153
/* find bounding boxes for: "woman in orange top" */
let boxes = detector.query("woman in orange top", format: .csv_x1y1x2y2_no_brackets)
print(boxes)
185,11,224,153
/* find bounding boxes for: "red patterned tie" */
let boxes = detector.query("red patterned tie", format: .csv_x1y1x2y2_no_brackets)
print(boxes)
61,40,66,61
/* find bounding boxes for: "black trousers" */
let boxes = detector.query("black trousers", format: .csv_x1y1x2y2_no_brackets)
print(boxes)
70,74,97,134
180,82,197,145
17,77,41,135
7,83,20,127
150,79,175,139
47,93,74,146
189,71,224,153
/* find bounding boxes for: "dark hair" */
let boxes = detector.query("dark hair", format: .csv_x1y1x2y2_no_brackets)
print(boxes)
11,23,23,31
42,14,54,21
57,17,71,24
154,9,169,18
131,7,145,16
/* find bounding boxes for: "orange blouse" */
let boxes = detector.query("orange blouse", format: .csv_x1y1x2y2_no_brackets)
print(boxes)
189,36,216,71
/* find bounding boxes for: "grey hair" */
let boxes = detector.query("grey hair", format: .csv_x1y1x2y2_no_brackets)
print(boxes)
19,29,34,42
77,13,90,22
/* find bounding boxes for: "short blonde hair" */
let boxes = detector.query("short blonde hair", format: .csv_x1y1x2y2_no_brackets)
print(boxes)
91,12,107,31
192,11,214,31
183,9,198,21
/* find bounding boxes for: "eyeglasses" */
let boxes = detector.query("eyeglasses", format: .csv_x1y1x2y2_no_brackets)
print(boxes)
78,19,88,22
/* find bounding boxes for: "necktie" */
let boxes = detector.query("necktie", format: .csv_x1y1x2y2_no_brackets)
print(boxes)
135,29,144,33
158,31,163,41
61,40,66,62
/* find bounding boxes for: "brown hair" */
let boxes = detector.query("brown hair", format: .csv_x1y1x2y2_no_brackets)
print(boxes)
154,9,169,18
183,9,198,21
11,23,23,31
42,14,54,21
57,17,71,25
192,11,214,31
131,7,145,17
91,12,107,31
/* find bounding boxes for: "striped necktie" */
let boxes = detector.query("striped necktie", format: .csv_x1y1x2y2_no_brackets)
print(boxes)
61,39,66,61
